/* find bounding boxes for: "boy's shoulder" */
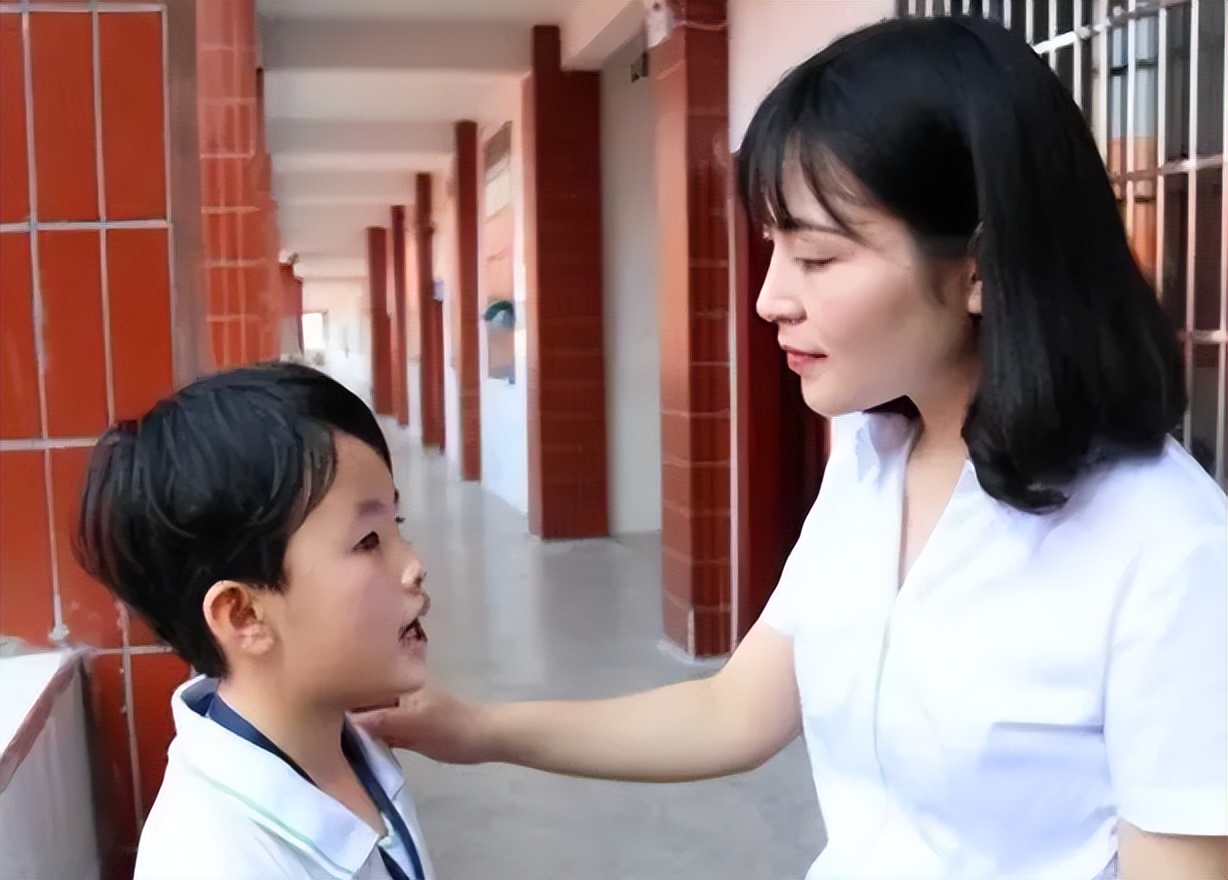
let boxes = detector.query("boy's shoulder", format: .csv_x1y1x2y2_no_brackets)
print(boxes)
135,676,427,880
135,756,310,879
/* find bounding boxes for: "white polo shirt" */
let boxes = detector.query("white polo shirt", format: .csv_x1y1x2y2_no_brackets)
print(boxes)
134,677,435,880
763,413,1227,879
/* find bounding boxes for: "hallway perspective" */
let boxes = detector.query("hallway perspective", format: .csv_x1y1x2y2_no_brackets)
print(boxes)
384,422,823,879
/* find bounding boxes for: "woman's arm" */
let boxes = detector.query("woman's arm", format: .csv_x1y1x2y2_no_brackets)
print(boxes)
1118,821,1227,880
357,622,801,782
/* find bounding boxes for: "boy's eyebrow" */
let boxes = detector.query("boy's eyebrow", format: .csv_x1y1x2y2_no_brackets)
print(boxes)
357,493,397,517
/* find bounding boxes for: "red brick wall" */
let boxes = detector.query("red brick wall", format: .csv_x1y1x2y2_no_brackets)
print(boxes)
0,3,195,876
523,26,609,540
391,205,410,426
368,225,392,414
652,1,733,655
198,0,281,367
416,173,447,448
455,121,482,480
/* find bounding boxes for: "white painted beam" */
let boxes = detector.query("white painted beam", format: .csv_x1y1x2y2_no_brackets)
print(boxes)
262,20,532,73
562,0,644,70
266,120,456,155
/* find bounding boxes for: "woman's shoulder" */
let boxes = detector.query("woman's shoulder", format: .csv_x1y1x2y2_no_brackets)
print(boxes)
1063,437,1226,555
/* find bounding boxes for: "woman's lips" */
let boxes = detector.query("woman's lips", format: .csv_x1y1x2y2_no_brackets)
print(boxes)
783,348,827,375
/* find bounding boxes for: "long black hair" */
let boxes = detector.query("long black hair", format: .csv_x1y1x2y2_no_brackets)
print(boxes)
737,15,1185,513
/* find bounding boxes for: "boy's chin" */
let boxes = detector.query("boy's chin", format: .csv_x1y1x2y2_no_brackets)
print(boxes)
349,671,427,713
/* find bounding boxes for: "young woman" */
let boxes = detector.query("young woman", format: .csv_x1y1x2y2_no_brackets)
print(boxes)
359,15,1226,879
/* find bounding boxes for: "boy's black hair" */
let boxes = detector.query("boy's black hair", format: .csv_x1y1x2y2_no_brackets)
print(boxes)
738,15,1186,512
75,362,391,678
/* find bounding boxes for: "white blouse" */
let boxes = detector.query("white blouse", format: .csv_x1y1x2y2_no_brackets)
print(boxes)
762,413,1227,879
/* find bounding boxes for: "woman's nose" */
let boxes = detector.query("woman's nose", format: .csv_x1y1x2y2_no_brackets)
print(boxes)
755,250,804,325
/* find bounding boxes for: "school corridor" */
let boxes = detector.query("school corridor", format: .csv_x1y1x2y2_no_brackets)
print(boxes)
0,0,1223,877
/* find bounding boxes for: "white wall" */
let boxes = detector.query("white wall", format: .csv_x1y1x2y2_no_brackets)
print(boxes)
728,0,897,144
478,81,530,515
601,36,662,535
301,278,373,406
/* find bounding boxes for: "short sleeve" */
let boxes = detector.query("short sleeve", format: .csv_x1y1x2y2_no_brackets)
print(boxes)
1105,524,1228,836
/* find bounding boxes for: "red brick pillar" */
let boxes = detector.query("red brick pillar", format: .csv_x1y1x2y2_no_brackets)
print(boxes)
415,174,446,448
367,226,392,414
390,205,410,426
198,0,277,367
454,121,482,480
1,4,198,877
523,25,608,539
653,0,732,655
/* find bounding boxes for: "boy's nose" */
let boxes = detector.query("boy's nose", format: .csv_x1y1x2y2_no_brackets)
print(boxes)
402,555,426,595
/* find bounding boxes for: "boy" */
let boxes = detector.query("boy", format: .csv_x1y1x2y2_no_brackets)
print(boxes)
76,363,434,880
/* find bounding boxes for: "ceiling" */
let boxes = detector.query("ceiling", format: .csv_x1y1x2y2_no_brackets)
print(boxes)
259,0,645,281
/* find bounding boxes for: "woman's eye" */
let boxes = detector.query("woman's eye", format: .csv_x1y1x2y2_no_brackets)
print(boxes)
355,532,381,552
395,516,406,526
797,257,834,272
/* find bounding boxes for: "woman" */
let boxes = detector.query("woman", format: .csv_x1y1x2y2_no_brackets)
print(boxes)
359,15,1226,879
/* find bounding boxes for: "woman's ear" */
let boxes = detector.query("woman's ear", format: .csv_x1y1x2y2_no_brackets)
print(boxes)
966,260,983,317
203,580,277,663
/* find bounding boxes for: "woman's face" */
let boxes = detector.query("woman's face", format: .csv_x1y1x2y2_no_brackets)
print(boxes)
757,161,981,419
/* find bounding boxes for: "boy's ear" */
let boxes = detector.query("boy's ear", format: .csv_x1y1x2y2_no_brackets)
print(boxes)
203,580,276,661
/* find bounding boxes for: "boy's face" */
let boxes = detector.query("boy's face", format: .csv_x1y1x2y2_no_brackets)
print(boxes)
266,432,429,709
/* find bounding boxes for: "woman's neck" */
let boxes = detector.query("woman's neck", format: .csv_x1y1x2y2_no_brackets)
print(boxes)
216,676,350,784
910,360,980,459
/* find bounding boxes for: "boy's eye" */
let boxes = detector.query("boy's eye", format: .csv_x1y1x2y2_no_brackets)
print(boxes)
355,532,381,552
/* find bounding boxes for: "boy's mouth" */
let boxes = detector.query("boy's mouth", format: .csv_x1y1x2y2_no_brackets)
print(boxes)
399,618,427,645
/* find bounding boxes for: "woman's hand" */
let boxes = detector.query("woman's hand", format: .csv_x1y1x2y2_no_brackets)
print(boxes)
354,686,492,764
357,622,801,782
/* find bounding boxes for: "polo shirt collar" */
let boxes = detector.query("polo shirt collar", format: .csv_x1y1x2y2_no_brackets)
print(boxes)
170,676,406,879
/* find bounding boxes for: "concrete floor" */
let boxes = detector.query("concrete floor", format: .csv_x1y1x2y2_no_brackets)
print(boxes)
386,426,824,880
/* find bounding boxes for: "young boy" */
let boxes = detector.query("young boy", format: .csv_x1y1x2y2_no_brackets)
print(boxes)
76,362,434,880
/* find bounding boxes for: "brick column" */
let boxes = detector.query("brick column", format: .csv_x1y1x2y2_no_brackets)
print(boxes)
367,226,392,415
198,0,278,367
454,121,482,480
415,174,446,448
390,205,410,426
523,25,608,539
653,0,732,655
1,3,200,877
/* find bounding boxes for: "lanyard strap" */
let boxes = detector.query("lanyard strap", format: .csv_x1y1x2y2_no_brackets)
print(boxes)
206,694,425,880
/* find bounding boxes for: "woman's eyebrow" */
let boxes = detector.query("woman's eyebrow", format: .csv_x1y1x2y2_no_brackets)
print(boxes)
777,218,851,238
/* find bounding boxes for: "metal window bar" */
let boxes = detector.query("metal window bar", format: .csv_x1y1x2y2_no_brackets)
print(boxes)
1074,0,1085,105
907,0,1224,483
1099,1,1112,157
1155,2,1168,293
1218,1,1227,484
1125,0,1138,239
1183,0,1199,449
1050,0,1060,68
